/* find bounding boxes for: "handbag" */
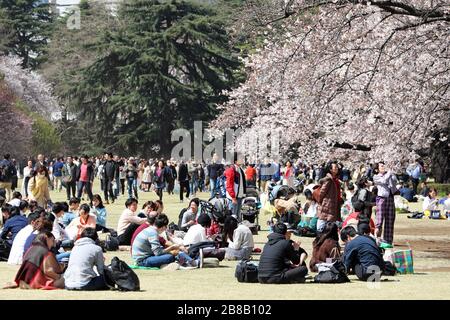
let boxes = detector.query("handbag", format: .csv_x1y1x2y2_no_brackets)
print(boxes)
393,249,414,274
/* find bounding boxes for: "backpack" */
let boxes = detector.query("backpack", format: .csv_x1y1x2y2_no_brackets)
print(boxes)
235,259,259,283
314,260,350,284
188,241,216,259
0,161,14,182
104,257,140,291
178,208,188,230
104,234,119,251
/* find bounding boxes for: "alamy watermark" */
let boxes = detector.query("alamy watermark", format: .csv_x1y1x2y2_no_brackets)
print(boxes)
170,121,281,174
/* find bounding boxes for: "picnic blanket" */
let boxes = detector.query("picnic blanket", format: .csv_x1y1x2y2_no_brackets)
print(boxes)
129,265,160,270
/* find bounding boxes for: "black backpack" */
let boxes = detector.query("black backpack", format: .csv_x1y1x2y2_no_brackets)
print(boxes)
0,162,14,182
104,257,140,291
188,241,216,259
314,260,350,284
178,208,188,230
104,234,119,251
235,259,259,283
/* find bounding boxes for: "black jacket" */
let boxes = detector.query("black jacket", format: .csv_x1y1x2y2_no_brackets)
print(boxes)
207,163,224,180
75,162,95,182
103,160,118,180
178,163,189,182
258,233,301,279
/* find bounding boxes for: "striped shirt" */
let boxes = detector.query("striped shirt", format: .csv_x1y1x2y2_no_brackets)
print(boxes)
131,226,164,263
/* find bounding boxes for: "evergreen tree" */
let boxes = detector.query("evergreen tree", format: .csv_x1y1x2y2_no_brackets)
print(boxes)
71,0,242,157
0,0,54,68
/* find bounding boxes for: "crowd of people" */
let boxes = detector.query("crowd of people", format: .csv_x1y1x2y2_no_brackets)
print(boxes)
1,151,449,289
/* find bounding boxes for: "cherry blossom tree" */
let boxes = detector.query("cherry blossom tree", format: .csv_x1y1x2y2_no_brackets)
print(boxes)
0,55,60,120
211,0,449,180
0,78,33,158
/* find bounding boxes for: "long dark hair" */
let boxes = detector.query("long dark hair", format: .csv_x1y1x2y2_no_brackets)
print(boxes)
93,194,104,209
313,222,339,248
223,216,239,242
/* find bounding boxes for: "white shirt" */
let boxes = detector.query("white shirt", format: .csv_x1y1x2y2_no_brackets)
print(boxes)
7,224,33,265
444,198,450,211
183,224,207,246
8,198,21,207
423,197,438,212
23,167,33,178
227,224,254,250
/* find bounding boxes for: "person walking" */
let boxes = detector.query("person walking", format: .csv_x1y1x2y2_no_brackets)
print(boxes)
178,160,190,203
75,155,94,203
207,154,224,198
102,153,118,204
62,156,77,201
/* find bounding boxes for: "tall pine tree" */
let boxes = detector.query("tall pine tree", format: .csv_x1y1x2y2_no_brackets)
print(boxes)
0,0,54,68
71,0,242,157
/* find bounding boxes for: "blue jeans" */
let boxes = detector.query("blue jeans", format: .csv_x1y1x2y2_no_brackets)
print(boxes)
190,179,198,195
176,252,194,266
127,177,138,199
231,198,243,222
138,254,175,268
210,178,218,199
67,275,108,291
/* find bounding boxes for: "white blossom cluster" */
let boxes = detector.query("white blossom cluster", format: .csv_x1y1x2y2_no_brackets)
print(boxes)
211,0,449,170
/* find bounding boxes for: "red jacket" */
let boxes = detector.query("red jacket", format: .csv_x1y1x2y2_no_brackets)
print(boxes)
225,165,247,199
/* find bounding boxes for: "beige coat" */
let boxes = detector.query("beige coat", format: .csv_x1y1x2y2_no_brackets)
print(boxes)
28,174,51,209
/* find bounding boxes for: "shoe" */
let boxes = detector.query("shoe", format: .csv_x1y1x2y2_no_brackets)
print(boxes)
179,265,197,270
105,201,110,205
198,248,204,268
161,262,180,271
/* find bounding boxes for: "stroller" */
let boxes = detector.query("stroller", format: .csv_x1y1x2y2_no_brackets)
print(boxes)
241,196,261,235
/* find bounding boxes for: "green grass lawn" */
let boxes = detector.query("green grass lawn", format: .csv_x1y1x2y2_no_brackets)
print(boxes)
1,180,450,300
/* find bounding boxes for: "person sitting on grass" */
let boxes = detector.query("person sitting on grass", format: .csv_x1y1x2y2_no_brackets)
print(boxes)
23,213,53,254
131,214,198,269
180,198,199,232
64,227,108,291
309,222,341,272
258,222,308,284
182,213,226,261
18,200,30,216
223,215,254,260
399,183,416,203
138,200,159,218
130,212,159,254
444,192,450,213
117,198,147,245
61,197,80,227
10,231,65,289
8,191,22,208
422,188,439,213
342,200,375,235
91,194,109,233
66,204,97,241
340,226,384,281
1,205,28,260
7,211,41,265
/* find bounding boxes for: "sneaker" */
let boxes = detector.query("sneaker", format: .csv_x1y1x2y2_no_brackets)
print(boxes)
105,200,110,205
198,248,204,268
161,262,180,271
179,265,197,270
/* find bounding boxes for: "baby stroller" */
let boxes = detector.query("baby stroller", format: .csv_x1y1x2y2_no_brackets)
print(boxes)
241,197,258,223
